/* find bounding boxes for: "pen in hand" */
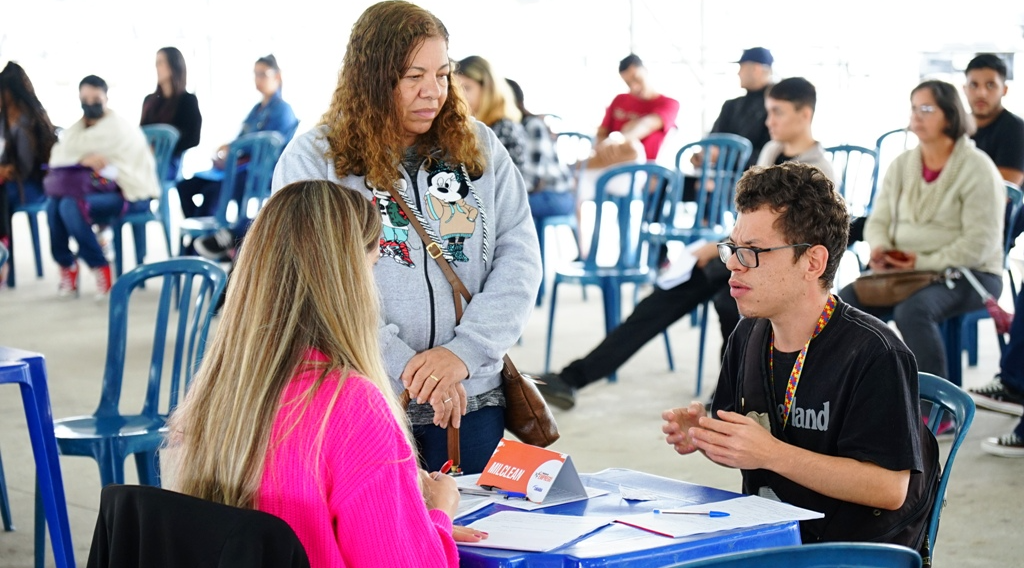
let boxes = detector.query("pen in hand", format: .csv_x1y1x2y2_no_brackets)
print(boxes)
653,509,730,518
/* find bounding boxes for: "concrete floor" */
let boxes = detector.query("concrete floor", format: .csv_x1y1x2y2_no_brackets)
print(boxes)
0,214,1021,567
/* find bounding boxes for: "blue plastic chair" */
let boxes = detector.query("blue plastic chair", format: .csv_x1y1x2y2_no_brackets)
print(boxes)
178,131,285,255
668,542,922,568
535,132,594,306
6,193,48,288
654,134,751,394
0,245,9,531
871,128,919,208
545,163,680,378
918,372,974,562
0,349,77,568
943,183,1022,383
111,125,180,277
39,258,226,489
825,144,878,217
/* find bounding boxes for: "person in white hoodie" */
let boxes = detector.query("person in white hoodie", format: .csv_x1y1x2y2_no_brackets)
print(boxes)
46,75,159,298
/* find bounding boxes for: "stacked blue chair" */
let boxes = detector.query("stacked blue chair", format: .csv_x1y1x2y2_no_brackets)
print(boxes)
653,134,752,395
178,131,284,255
918,372,975,564
545,163,680,379
0,349,77,568
668,542,922,568
111,125,180,276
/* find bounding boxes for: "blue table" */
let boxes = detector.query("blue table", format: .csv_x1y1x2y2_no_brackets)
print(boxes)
457,468,801,568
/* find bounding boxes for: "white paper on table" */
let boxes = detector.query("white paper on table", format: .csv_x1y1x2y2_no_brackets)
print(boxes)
614,494,823,538
655,239,708,290
454,494,492,521
461,511,613,552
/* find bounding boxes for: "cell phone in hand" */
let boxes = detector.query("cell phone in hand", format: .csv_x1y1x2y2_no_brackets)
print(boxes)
885,250,910,262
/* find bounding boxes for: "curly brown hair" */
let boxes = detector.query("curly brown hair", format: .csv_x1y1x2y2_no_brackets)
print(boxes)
735,162,849,288
320,1,484,191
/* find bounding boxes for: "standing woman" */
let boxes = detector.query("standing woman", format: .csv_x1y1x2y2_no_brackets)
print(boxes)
140,47,202,181
272,0,541,474
0,62,58,284
840,80,1005,378
454,55,527,173
169,181,461,567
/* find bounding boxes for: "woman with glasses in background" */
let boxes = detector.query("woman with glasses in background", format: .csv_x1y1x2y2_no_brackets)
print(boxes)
839,80,1005,379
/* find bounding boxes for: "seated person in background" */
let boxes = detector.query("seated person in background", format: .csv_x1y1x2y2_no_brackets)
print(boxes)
689,47,774,174
964,53,1024,243
838,80,1005,378
536,78,834,410
455,55,527,174
46,75,160,299
505,78,575,225
177,54,297,222
139,47,202,181
590,53,679,171
663,162,939,552
168,180,476,567
0,61,58,285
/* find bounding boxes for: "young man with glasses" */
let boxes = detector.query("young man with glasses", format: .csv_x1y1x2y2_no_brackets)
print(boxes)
535,78,833,411
662,162,938,550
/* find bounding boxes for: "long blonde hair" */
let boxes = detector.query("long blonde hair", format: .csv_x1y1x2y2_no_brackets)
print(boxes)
167,180,407,509
320,0,484,191
455,55,522,126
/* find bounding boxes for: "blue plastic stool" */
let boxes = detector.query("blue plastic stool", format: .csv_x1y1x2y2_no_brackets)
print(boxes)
0,350,76,568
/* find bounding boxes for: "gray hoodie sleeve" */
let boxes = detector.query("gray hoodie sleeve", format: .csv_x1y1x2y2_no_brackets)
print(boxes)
439,124,541,377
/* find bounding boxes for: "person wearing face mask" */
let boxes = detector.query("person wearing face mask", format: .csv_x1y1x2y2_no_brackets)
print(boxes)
45,75,160,299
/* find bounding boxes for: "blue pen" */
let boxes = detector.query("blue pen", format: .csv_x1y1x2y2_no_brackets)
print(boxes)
497,490,528,500
653,509,730,518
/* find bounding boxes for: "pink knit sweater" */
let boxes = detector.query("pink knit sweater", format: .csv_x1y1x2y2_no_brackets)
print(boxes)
257,355,458,567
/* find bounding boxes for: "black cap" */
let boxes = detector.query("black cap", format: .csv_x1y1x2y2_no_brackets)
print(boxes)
736,47,774,66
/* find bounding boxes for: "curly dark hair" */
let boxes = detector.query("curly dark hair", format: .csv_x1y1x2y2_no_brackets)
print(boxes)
320,0,483,191
734,162,849,288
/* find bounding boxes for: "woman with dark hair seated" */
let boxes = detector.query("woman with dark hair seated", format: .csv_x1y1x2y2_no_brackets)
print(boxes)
839,80,1005,378
139,46,202,181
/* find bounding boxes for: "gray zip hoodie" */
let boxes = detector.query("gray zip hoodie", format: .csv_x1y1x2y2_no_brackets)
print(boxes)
271,122,541,399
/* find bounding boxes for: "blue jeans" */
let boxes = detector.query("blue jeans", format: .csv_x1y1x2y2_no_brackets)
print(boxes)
839,271,1003,378
413,405,504,475
529,191,576,220
48,194,149,268
999,290,1024,437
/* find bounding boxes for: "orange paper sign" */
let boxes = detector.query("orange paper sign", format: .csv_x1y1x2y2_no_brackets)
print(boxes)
477,438,586,503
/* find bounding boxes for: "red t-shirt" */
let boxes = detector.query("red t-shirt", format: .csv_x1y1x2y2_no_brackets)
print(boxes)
600,93,680,160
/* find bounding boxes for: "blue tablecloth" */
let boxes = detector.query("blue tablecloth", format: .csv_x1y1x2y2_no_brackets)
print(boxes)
457,468,801,568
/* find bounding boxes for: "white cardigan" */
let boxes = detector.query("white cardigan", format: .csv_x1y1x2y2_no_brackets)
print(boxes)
49,109,160,202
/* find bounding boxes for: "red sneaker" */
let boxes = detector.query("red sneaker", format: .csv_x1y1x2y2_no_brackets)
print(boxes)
59,263,80,298
94,264,112,300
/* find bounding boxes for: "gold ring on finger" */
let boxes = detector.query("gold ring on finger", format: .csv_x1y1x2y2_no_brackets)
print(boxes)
430,374,441,382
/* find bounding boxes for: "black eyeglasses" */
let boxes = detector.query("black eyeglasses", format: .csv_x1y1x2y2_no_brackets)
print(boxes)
717,242,812,268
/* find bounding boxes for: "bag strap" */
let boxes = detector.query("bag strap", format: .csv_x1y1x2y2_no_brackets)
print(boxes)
384,183,474,468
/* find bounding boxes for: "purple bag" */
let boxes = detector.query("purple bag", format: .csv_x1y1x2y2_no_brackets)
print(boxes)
43,165,119,199
43,165,122,222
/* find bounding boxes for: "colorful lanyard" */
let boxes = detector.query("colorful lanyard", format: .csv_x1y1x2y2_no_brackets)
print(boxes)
769,294,837,429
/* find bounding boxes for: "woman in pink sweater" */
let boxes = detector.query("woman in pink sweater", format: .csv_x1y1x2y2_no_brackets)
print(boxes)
168,180,465,567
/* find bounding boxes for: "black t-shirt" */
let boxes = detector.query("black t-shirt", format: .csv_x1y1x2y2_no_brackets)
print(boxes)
772,152,795,166
713,299,925,544
972,108,1024,172
711,88,771,169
